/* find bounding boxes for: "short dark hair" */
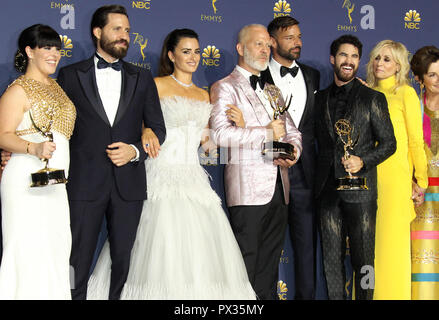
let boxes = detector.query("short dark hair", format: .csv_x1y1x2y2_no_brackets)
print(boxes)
330,34,363,59
90,5,128,47
15,24,61,73
411,45,439,82
158,28,199,77
267,16,299,37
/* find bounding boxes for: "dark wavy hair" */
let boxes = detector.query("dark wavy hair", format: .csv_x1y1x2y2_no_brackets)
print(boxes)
158,28,199,77
90,5,128,47
411,45,439,82
14,24,61,73
267,16,300,37
330,34,363,59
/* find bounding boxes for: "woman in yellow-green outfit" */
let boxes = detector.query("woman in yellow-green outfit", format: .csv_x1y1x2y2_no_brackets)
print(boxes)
410,46,439,300
366,40,428,300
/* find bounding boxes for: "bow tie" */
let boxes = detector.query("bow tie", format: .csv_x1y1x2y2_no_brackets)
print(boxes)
249,74,265,90
96,54,123,71
280,65,299,78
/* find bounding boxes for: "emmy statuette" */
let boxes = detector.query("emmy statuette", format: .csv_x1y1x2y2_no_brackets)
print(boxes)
261,84,295,161
29,111,68,187
334,119,367,190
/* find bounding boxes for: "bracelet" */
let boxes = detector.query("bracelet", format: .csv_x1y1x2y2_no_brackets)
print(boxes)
25,142,30,154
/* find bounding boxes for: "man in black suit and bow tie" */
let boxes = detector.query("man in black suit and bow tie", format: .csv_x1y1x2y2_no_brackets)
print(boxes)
57,5,166,300
314,35,395,300
261,16,320,300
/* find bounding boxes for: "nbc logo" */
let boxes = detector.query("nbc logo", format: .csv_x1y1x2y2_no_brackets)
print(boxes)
60,35,73,58
132,1,151,10
404,10,421,29
277,280,288,300
202,45,220,67
273,0,291,18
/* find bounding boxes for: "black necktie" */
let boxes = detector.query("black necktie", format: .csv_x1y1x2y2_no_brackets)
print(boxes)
249,74,265,90
95,54,123,71
280,65,299,78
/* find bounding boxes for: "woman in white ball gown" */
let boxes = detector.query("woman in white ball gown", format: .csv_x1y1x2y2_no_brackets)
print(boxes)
87,28,256,300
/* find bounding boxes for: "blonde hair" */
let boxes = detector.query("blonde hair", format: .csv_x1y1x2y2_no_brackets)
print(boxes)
366,40,411,93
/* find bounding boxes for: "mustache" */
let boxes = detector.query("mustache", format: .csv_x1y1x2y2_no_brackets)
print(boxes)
290,46,302,51
340,63,355,69
113,39,129,46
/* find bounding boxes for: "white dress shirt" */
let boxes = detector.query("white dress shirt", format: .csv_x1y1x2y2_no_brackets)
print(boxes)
268,58,307,127
236,65,274,120
94,53,139,161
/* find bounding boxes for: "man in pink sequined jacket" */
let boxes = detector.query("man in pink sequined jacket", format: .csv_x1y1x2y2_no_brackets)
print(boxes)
209,24,302,300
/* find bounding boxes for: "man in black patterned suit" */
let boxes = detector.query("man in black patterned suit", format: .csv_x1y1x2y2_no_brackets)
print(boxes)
261,16,320,300
314,34,396,300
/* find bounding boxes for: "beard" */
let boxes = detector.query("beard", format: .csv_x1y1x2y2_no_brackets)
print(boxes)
243,46,269,72
99,34,129,60
276,41,301,61
334,62,358,83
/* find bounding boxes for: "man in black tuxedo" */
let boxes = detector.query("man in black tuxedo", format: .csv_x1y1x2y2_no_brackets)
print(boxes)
57,5,166,300
314,35,396,300
261,16,320,300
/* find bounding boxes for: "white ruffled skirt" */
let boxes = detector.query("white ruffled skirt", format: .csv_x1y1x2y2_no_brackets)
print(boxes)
87,163,255,300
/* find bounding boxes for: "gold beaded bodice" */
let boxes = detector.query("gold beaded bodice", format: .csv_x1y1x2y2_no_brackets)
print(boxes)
12,75,76,140
425,107,439,157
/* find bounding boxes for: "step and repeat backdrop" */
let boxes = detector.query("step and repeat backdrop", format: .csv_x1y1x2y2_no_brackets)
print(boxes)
0,0,438,300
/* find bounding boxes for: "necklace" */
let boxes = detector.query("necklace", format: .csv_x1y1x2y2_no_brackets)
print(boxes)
170,74,193,88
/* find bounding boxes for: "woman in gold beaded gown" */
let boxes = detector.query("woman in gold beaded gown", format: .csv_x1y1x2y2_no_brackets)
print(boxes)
0,25,76,299
410,46,439,299
366,40,428,300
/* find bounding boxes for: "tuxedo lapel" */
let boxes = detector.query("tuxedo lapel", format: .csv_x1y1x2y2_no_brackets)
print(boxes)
114,62,138,125
297,63,314,130
77,58,110,125
323,89,336,141
261,68,275,86
231,68,271,125
342,79,360,122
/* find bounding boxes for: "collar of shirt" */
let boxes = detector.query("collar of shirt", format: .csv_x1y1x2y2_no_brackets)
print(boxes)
236,65,274,120
269,58,298,77
268,58,307,127
331,79,355,98
94,52,122,127
236,65,260,83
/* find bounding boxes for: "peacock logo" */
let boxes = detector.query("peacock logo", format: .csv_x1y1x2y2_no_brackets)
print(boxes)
404,10,421,29
405,10,421,22
202,45,220,67
202,45,220,59
59,35,73,58
277,280,288,300
273,0,291,17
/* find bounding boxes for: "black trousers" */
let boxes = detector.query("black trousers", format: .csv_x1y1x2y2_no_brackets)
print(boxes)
318,186,376,300
288,163,315,300
228,175,288,300
69,179,143,300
